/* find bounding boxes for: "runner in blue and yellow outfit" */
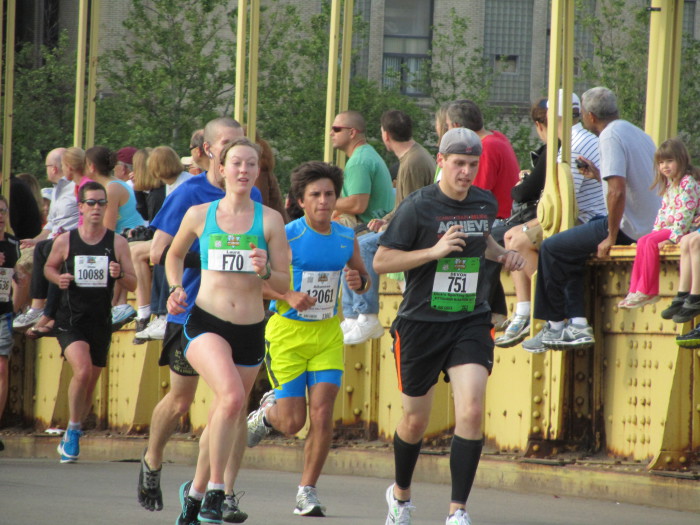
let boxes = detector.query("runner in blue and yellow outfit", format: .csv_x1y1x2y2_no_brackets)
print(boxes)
247,161,371,517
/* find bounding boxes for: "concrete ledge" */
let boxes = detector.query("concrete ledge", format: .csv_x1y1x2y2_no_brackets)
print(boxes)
2,434,698,513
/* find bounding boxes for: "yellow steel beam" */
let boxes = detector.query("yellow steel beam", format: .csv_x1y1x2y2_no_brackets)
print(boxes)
246,0,260,140
1,0,16,213
234,0,248,124
645,1,683,144
85,0,101,148
73,0,89,148
334,0,354,169
323,0,342,163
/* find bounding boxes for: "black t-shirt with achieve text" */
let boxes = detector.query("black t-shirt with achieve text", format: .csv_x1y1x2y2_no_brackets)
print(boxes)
378,183,498,323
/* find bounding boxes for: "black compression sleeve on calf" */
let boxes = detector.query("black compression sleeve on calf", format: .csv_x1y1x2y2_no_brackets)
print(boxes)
394,431,422,491
450,435,483,504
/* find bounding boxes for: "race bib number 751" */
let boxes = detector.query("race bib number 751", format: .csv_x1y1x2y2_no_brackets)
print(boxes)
430,257,479,312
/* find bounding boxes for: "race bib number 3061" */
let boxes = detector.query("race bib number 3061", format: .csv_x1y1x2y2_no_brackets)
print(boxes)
298,270,341,320
431,257,479,312
208,234,258,273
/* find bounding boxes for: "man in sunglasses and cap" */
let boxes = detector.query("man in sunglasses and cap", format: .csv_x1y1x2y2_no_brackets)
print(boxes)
44,181,136,464
374,128,524,525
330,110,394,343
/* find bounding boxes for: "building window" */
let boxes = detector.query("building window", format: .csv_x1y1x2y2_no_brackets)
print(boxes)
382,0,432,96
684,0,696,37
484,0,534,104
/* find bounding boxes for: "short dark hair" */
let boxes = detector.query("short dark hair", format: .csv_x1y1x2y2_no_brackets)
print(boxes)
290,161,344,202
79,181,107,201
86,146,117,175
446,99,484,132
190,129,204,152
531,98,548,125
381,110,413,142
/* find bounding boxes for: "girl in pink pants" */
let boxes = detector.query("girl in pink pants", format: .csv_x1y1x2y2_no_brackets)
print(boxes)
620,138,700,308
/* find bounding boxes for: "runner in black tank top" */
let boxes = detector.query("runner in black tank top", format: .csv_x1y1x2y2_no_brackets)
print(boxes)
44,182,136,464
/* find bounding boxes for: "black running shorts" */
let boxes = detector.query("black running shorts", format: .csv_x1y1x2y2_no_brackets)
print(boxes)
182,305,266,367
389,313,494,397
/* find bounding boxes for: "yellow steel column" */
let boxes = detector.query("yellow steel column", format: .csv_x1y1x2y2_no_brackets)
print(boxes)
246,0,260,139
323,0,342,163
85,0,101,148
334,0,354,168
234,0,248,124
73,0,89,148
644,0,682,144
1,0,16,208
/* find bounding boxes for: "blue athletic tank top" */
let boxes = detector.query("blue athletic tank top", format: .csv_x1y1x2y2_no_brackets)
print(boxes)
200,200,267,272
109,179,146,232
272,216,355,322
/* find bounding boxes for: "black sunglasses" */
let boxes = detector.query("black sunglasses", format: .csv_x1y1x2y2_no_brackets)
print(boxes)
331,126,353,133
81,199,108,207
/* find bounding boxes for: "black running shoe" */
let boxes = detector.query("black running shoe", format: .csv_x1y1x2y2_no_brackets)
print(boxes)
677,326,700,348
222,492,248,523
198,489,226,524
137,448,163,511
672,297,700,324
661,295,687,320
132,318,149,345
177,481,201,525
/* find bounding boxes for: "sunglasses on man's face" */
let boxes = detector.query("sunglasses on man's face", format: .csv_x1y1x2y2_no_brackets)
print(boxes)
81,199,108,207
331,126,353,133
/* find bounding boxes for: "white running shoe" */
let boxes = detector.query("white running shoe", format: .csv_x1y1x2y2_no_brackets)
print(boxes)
344,316,384,345
446,508,472,525
136,317,166,340
246,390,276,447
385,484,415,525
294,485,326,516
340,318,357,334
13,308,44,330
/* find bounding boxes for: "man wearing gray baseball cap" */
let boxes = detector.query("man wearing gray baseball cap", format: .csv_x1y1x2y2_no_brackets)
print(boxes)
374,127,525,525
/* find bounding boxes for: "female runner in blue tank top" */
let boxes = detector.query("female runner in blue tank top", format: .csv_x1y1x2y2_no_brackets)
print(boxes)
165,137,289,525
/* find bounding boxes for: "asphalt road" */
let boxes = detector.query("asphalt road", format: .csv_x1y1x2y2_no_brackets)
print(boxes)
0,458,698,524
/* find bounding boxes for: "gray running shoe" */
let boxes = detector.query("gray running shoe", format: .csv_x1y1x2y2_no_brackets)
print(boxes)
495,314,530,348
522,323,560,354
13,308,44,330
294,485,326,516
137,448,162,511
543,321,594,350
222,492,248,523
246,390,276,447
672,296,700,324
385,484,415,525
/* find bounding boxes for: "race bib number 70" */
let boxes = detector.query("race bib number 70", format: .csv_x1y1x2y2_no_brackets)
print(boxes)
430,257,479,312
207,233,259,273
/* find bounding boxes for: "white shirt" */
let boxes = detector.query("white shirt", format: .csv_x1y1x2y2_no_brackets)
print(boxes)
44,177,79,238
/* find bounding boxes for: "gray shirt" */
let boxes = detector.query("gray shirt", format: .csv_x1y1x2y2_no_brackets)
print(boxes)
598,119,660,240
45,177,78,238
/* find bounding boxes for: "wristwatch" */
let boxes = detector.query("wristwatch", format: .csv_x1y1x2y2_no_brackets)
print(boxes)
169,284,182,295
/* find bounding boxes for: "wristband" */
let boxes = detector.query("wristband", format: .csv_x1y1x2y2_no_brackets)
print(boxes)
359,274,369,291
116,270,125,280
258,263,272,280
169,284,182,295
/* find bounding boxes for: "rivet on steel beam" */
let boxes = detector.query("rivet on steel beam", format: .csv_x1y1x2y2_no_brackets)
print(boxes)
517,410,522,417
532,444,540,452
533,396,542,404
640,435,645,444
679,456,688,464
354,362,363,370
668,361,673,370
654,360,659,369
616,359,621,367
603,358,608,368
502,410,507,417
511,355,516,364
495,355,500,363
346,386,354,393
605,322,612,330
633,378,637,386
665,456,672,464
619,322,625,331
532,426,540,434
576,372,585,381
353,408,362,415
575,396,584,406
634,359,638,367
533,371,542,380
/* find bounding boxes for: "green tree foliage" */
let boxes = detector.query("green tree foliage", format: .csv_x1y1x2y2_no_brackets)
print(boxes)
11,32,75,182
255,1,427,189
96,0,237,151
